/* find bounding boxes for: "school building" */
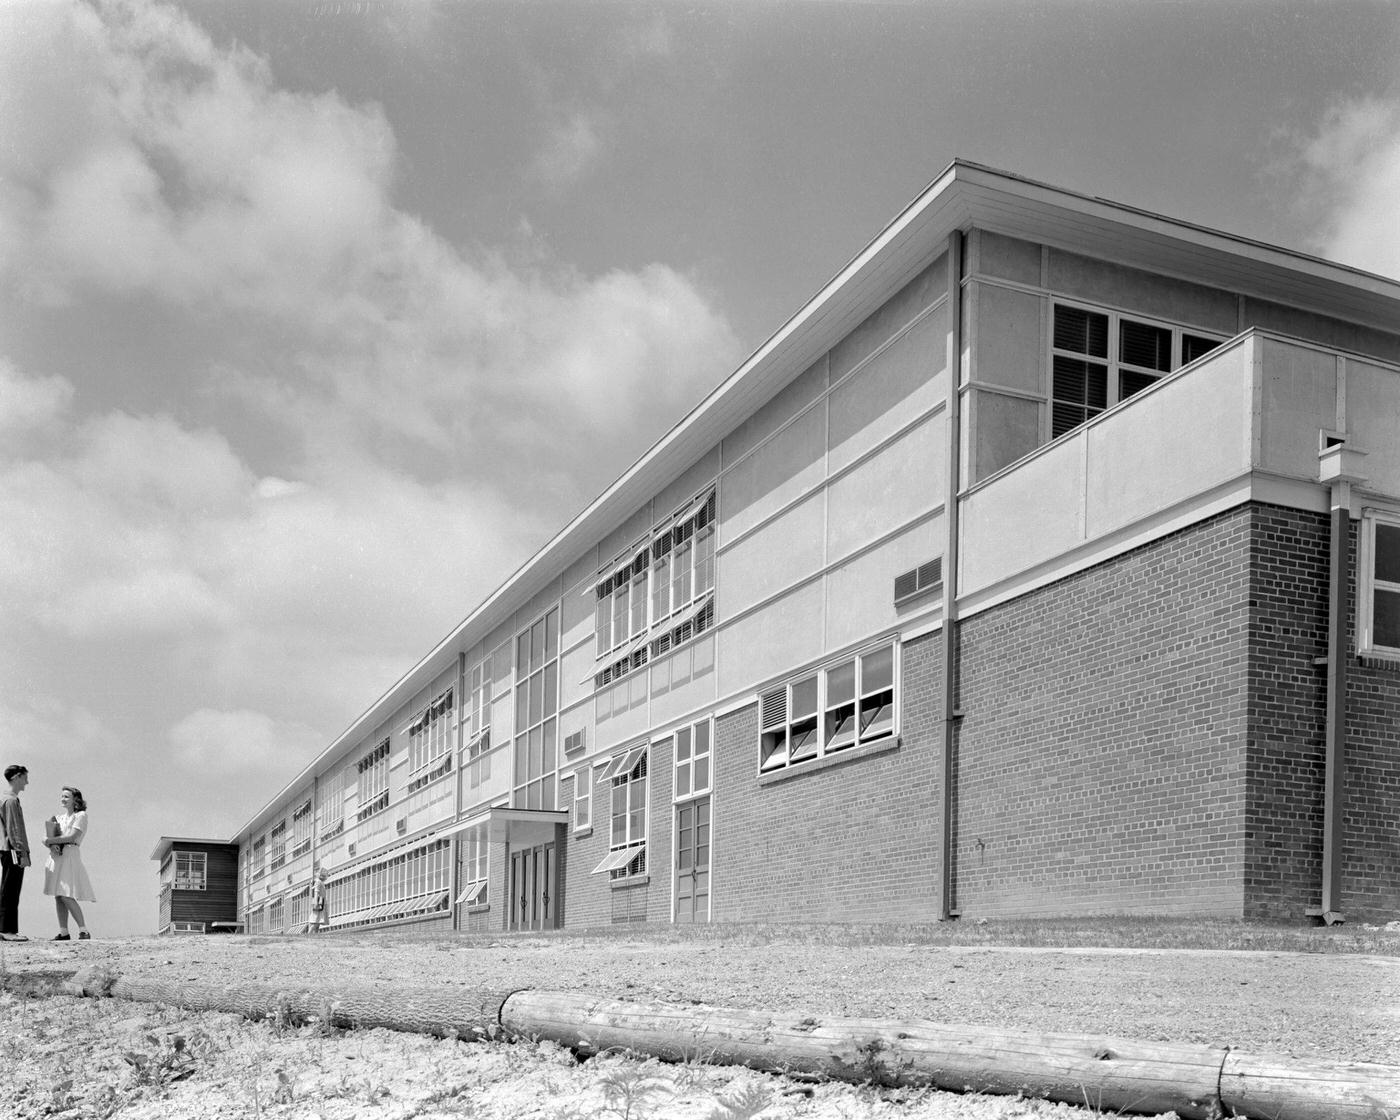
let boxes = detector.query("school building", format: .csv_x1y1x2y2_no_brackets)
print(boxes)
206,161,1399,937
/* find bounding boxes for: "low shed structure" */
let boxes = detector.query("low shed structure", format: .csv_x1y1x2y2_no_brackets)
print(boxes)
151,836,240,934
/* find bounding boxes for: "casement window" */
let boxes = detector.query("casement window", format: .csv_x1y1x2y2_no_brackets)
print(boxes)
251,835,267,880
1361,511,1400,661
289,888,310,933
513,608,560,811
407,687,455,794
674,718,713,801
290,801,313,859
571,766,592,833
1050,303,1224,438
318,767,346,841
455,825,489,907
759,641,898,773
325,837,452,928
592,748,647,879
593,490,717,690
464,659,494,791
268,821,288,871
267,897,284,933
245,906,264,935
356,739,390,821
174,851,207,891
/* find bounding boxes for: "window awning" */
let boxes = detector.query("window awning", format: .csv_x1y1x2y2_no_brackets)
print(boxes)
644,592,714,647
455,880,487,906
592,844,645,874
597,745,646,783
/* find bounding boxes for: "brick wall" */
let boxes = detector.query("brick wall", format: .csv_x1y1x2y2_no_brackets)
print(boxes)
1246,506,1400,920
953,506,1254,917
711,632,943,924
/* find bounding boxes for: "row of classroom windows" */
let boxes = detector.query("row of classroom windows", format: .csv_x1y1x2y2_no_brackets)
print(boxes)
241,638,903,929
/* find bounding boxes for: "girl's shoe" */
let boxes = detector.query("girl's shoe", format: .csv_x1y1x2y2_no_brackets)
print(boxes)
52,933,70,941
78,931,91,940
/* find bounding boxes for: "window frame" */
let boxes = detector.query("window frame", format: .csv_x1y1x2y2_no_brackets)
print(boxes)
673,718,713,802
513,606,561,812
592,748,648,879
1360,509,1400,661
356,739,391,822
174,851,207,891
571,765,593,834
407,687,456,792
1048,300,1227,439
758,640,900,775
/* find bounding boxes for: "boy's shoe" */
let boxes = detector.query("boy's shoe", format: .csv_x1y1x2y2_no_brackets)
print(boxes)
0,934,29,942
78,932,91,940
52,933,71,941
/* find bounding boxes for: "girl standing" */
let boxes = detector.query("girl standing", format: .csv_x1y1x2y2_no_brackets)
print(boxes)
43,787,95,940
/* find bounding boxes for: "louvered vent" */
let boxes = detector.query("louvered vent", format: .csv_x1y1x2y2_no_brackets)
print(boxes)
894,557,943,606
564,728,586,754
760,687,787,730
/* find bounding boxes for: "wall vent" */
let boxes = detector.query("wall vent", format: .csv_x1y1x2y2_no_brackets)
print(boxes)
395,817,407,836
894,557,943,606
564,728,586,754
347,842,356,857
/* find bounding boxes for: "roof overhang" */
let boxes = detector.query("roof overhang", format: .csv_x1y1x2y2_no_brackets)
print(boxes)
235,160,1400,838
150,836,236,862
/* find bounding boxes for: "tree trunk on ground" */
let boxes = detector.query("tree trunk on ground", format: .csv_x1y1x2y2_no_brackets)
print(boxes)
65,968,1400,1119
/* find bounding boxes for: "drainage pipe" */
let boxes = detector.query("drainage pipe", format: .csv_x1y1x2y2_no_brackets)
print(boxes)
938,231,964,922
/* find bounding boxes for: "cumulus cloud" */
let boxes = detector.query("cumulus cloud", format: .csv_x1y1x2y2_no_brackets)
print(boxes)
0,358,73,433
1285,97,1400,278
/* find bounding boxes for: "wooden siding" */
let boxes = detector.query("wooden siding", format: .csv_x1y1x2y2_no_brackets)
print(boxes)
167,842,239,926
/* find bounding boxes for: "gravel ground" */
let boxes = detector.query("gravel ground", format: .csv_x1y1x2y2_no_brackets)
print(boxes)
3,922,1399,1119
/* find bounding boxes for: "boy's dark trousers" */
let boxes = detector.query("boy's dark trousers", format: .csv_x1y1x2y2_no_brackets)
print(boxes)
0,852,24,935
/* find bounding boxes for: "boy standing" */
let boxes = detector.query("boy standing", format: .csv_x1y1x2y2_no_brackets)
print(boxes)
0,764,31,942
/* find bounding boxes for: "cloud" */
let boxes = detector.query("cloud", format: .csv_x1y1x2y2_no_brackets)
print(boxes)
0,358,73,433
1285,97,1400,278
532,110,607,190
169,707,324,778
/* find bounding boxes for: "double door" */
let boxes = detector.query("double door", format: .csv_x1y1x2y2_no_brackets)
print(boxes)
509,841,557,931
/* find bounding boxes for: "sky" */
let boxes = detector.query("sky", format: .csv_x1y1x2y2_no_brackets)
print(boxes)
1,0,1398,938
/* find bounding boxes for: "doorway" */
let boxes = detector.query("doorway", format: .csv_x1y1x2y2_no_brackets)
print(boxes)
674,796,710,923
508,841,557,930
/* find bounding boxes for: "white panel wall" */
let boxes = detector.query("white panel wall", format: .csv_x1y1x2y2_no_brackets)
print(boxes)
721,404,827,542
1257,339,1339,481
649,636,718,727
1085,344,1253,538
825,517,943,652
717,581,825,695
1349,360,1400,498
827,416,942,563
829,310,947,475
720,491,825,618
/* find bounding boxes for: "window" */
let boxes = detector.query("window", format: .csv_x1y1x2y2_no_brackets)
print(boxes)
1051,303,1224,438
572,766,592,833
268,820,287,871
592,749,647,879
674,719,712,800
251,835,266,880
594,490,717,689
174,851,207,891
408,687,455,793
356,739,390,821
318,766,346,841
267,897,284,933
455,825,489,907
759,642,898,773
513,608,560,811
1361,511,1400,660
324,837,452,928
290,800,313,858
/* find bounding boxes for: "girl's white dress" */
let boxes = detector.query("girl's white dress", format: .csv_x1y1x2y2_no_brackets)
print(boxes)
44,810,96,901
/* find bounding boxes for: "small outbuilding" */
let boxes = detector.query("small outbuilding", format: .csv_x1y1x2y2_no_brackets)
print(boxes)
151,836,240,934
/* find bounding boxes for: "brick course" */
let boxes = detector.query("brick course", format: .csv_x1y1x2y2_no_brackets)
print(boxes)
953,506,1253,917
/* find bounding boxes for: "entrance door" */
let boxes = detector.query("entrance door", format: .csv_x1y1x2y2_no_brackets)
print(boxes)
509,842,557,930
674,796,710,923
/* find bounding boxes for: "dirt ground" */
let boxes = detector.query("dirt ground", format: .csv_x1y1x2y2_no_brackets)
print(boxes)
3,921,1399,1119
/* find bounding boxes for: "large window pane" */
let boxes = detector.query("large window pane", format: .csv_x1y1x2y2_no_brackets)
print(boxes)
1054,306,1108,357
1376,524,1400,584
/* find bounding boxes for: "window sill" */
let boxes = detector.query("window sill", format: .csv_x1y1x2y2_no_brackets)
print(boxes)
1360,651,1400,669
572,827,593,839
757,736,900,786
466,904,491,915
610,875,650,890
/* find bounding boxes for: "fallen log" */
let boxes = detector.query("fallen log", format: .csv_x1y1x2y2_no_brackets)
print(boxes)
63,967,1400,1119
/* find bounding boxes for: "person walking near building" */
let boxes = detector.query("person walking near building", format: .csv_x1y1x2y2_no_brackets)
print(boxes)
42,786,95,941
0,764,31,942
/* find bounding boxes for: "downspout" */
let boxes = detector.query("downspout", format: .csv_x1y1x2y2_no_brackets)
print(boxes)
939,231,965,921
453,650,467,932
1315,442,1367,925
